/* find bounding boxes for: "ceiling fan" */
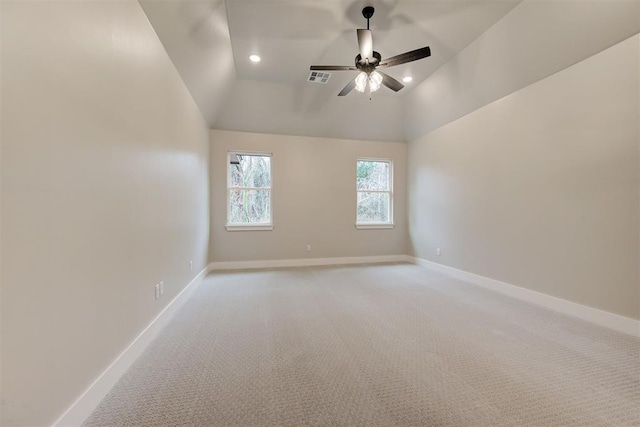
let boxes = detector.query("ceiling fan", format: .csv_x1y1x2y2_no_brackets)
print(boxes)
310,6,431,97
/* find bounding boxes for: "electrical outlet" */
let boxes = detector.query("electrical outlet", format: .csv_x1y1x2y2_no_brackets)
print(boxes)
154,283,160,300
159,281,164,297
189,260,193,271
436,248,441,256
306,244,312,252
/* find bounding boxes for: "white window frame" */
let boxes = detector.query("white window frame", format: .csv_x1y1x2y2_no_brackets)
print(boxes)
226,151,274,231
355,158,394,229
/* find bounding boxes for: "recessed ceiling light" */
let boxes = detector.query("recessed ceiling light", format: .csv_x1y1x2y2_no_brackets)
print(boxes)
402,76,413,83
249,54,261,63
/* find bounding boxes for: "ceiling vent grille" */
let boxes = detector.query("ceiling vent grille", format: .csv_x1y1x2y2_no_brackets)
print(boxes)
308,71,331,84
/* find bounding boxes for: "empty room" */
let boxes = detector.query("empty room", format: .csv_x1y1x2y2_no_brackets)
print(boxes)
1,0,638,426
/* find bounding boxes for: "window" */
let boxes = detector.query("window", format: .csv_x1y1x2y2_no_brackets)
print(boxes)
226,152,273,231
356,159,393,229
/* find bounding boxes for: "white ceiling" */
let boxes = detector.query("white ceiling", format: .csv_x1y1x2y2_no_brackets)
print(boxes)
227,0,521,92
140,0,522,141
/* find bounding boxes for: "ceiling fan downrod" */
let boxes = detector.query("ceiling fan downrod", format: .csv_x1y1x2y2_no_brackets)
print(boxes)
362,6,374,30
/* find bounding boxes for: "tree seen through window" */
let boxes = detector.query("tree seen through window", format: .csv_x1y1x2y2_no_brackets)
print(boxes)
357,160,392,224
228,154,271,224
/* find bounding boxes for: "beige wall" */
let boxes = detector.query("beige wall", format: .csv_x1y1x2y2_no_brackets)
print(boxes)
210,130,407,262
407,35,639,320
1,1,210,425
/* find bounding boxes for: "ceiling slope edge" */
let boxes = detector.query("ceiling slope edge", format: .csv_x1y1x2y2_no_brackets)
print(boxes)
139,0,237,128
403,0,640,142
213,78,406,143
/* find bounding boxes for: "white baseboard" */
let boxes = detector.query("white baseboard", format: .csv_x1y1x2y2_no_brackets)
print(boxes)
209,254,411,271
52,267,209,427
408,257,640,338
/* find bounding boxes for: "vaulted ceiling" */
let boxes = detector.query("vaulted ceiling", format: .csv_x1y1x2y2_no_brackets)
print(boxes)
225,1,520,89
139,0,639,142
139,0,521,141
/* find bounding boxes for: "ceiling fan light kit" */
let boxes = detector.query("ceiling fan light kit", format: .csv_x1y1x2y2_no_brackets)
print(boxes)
309,6,431,98
355,70,382,93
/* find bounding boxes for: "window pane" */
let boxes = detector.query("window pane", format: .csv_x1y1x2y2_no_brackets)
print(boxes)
357,192,390,223
229,189,271,224
357,161,389,191
230,155,271,188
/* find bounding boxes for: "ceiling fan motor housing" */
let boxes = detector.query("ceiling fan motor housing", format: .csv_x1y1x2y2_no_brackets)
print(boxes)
355,51,381,72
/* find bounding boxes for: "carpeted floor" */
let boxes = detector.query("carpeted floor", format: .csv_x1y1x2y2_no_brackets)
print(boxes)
84,263,640,426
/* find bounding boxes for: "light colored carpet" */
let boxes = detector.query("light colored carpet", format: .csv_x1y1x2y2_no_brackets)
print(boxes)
84,263,640,426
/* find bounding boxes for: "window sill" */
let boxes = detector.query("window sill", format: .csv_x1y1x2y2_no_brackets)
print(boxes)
226,224,274,231
355,223,394,230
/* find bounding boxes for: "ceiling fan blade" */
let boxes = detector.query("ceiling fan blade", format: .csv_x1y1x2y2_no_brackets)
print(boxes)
357,29,373,61
338,76,358,96
310,65,358,71
379,46,431,68
377,71,404,92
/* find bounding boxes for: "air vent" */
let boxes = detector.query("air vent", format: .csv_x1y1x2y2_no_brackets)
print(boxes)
308,71,331,84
